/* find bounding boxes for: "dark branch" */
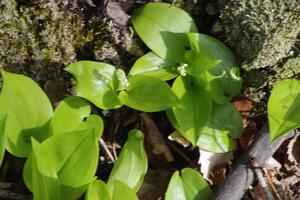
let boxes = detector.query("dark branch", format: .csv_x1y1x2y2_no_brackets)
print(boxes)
214,123,296,200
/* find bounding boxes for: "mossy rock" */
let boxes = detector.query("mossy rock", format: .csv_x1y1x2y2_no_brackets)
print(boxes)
0,0,144,103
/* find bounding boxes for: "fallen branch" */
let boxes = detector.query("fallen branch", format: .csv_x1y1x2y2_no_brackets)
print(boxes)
214,123,296,200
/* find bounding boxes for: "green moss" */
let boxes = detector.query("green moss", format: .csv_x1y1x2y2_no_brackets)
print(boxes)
0,0,144,102
219,0,300,71
217,0,300,117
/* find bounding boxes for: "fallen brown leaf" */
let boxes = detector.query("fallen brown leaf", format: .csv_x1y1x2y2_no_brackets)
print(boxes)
137,169,172,200
140,113,174,166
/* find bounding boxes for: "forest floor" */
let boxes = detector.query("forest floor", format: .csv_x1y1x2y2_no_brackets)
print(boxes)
0,0,299,199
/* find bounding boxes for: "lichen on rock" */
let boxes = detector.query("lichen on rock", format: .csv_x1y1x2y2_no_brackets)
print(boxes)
0,0,143,102
216,0,300,116
219,0,300,71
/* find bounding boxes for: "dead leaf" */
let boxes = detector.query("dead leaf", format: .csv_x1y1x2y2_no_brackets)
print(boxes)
137,169,172,200
287,133,300,166
168,131,190,147
232,96,253,119
252,184,268,200
263,157,282,170
140,113,174,163
198,150,233,184
209,164,227,186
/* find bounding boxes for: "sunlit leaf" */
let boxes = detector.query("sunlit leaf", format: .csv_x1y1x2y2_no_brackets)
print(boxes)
112,180,138,200
184,33,242,104
128,52,178,80
24,129,101,193
119,75,179,112
0,70,53,157
85,180,111,200
107,129,147,192
185,33,221,74
76,114,104,139
50,96,91,135
31,139,60,200
65,61,121,109
205,66,242,104
268,79,300,141
167,76,212,145
165,168,213,200
132,3,198,62
196,103,242,153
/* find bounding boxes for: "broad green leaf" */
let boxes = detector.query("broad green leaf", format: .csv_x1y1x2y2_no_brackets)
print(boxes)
186,33,236,69
128,52,178,80
268,79,300,141
85,180,111,200
112,180,138,200
132,3,198,62
61,184,90,200
0,114,7,166
206,66,242,104
76,114,104,139
24,129,100,191
165,168,213,200
23,156,33,191
210,103,243,139
107,129,147,192
167,76,212,145
185,33,222,75
186,33,242,103
0,70,53,157
196,103,242,153
119,75,179,112
31,139,61,200
65,61,121,109
165,171,185,200
24,156,90,200
196,129,235,153
51,96,91,135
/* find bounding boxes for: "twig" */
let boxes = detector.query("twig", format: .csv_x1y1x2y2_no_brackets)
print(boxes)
251,158,274,200
263,168,282,200
99,138,115,163
165,140,193,164
112,142,119,160
214,123,296,200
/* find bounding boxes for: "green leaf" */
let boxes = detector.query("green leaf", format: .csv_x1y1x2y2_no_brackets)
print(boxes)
119,75,179,112
128,52,178,80
107,129,147,192
65,61,121,109
0,70,53,157
61,184,90,200
132,3,198,62
185,33,222,74
76,114,104,139
24,129,100,191
85,180,111,200
186,33,242,103
31,139,61,200
51,96,91,135
206,66,242,104
196,103,242,153
268,79,300,141
167,76,212,145
165,168,213,200
112,180,138,200
0,114,7,166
